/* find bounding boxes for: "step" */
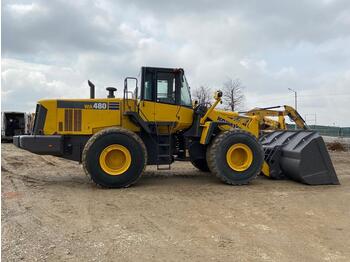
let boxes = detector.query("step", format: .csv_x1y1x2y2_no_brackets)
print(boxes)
157,155,172,160
157,165,171,171
158,144,170,147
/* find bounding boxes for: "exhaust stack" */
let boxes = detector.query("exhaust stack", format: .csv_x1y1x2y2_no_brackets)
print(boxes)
88,80,95,99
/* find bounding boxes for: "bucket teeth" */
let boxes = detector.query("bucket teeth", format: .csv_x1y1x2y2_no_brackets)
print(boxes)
260,131,340,185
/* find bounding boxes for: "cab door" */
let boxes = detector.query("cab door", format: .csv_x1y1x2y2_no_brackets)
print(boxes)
139,68,180,123
154,71,180,123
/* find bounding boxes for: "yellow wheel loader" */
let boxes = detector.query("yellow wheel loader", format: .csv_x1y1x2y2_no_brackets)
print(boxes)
13,67,339,188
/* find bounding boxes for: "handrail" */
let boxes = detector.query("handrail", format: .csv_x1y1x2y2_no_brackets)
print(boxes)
123,77,138,112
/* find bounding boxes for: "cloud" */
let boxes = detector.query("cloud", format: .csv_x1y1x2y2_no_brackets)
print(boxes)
1,0,350,126
7,3,44,15
2,58,87,111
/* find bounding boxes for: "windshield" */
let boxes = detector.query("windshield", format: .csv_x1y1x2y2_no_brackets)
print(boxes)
180,74,192,107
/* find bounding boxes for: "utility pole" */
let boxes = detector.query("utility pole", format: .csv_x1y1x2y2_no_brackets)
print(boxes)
288,88,297,129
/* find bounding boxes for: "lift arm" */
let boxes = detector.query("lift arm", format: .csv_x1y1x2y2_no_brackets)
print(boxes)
199,91,260,138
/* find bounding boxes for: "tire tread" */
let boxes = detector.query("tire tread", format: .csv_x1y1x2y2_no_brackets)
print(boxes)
82,127,147,188
206,129,263,185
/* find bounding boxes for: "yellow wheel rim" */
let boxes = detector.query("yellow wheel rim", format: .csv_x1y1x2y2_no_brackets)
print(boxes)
99,144,131,175
226,143,253,172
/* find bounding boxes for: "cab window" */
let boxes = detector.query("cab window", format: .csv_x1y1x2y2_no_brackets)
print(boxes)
180,74,192,107
156,72,176,104
144,71,153,100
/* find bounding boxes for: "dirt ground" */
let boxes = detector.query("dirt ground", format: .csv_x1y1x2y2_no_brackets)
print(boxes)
1,143,350,262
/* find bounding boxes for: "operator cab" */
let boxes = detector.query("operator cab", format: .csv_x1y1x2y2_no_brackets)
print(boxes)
124,67,194,130
139,67,192,107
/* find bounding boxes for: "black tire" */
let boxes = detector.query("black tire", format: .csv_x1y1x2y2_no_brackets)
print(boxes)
82,127,147,188
206,130,264,185
188,141,210,172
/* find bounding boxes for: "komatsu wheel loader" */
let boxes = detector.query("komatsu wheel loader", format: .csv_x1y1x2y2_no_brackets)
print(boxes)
13,67,339,188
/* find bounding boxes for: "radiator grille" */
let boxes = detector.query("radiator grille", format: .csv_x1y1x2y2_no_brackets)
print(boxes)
58,122,63,132
64,109,82,132
74,109,82,131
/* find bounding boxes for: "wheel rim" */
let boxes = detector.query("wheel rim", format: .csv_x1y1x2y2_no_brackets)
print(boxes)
99,144,131,175
226,143,253,172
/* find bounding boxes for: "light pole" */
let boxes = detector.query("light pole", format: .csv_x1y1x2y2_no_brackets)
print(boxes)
288,88,297,111
288,88,297,129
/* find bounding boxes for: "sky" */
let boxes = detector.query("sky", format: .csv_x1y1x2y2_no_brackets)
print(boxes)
2,0,350,126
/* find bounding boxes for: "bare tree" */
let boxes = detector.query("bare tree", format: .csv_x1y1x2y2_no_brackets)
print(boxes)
222,78,245,111
192,86,212,106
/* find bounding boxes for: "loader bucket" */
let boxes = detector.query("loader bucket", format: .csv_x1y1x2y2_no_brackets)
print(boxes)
260,131,339,185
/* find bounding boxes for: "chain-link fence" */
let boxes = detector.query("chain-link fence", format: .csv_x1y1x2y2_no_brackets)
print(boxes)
287,124,350,151
308,126,350,138
287,124,350,138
